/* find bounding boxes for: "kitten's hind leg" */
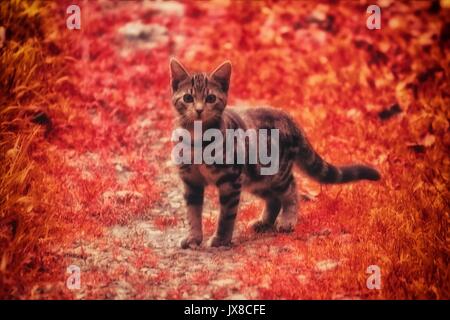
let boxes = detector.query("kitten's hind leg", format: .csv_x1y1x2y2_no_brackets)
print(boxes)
251,197,281,233
275,180,298,233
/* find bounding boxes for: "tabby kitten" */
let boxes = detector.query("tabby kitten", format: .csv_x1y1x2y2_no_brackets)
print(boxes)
170,59,380,248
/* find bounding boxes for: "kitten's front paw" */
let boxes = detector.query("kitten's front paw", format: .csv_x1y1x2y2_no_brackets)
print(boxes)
180,235,202,249
275,219,296,233
251,220,274,233
208,235,231,248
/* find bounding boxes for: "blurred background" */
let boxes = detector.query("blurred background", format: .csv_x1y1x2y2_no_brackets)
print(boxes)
0,0,448,299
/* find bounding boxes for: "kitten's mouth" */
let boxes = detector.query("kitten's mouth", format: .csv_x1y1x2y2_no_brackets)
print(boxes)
180,115,217,128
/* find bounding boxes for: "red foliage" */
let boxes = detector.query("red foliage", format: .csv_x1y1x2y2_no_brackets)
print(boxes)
2,0,448,299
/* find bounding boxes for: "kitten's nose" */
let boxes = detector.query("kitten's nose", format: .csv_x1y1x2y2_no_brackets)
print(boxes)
195,102,203,116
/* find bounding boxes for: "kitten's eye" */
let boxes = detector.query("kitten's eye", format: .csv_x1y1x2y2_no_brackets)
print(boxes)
183,94,194,103
205,94,216,103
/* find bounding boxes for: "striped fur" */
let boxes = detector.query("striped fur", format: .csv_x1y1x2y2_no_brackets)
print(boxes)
170,59,381,248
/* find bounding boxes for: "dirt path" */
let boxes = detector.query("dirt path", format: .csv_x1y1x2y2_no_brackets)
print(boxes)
46,1,357,300
62,128,346,299
65,140,253,299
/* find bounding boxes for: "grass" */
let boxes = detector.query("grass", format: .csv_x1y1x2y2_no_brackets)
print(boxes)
0,0,70,298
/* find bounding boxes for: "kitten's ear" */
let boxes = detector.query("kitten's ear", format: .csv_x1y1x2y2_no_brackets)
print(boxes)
170,58,190,91
210,61,232,93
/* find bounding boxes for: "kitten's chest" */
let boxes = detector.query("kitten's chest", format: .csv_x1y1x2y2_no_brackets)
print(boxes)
197,164,222,184
196,164,260,187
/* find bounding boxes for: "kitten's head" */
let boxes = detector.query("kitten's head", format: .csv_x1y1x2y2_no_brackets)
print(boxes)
170,58,231,128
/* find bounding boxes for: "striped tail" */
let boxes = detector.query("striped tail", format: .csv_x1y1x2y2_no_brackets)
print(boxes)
296,140,381,184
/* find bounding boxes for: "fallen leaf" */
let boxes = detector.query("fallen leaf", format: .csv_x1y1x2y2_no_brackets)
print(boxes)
422,134,436,147
0,26,5,48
